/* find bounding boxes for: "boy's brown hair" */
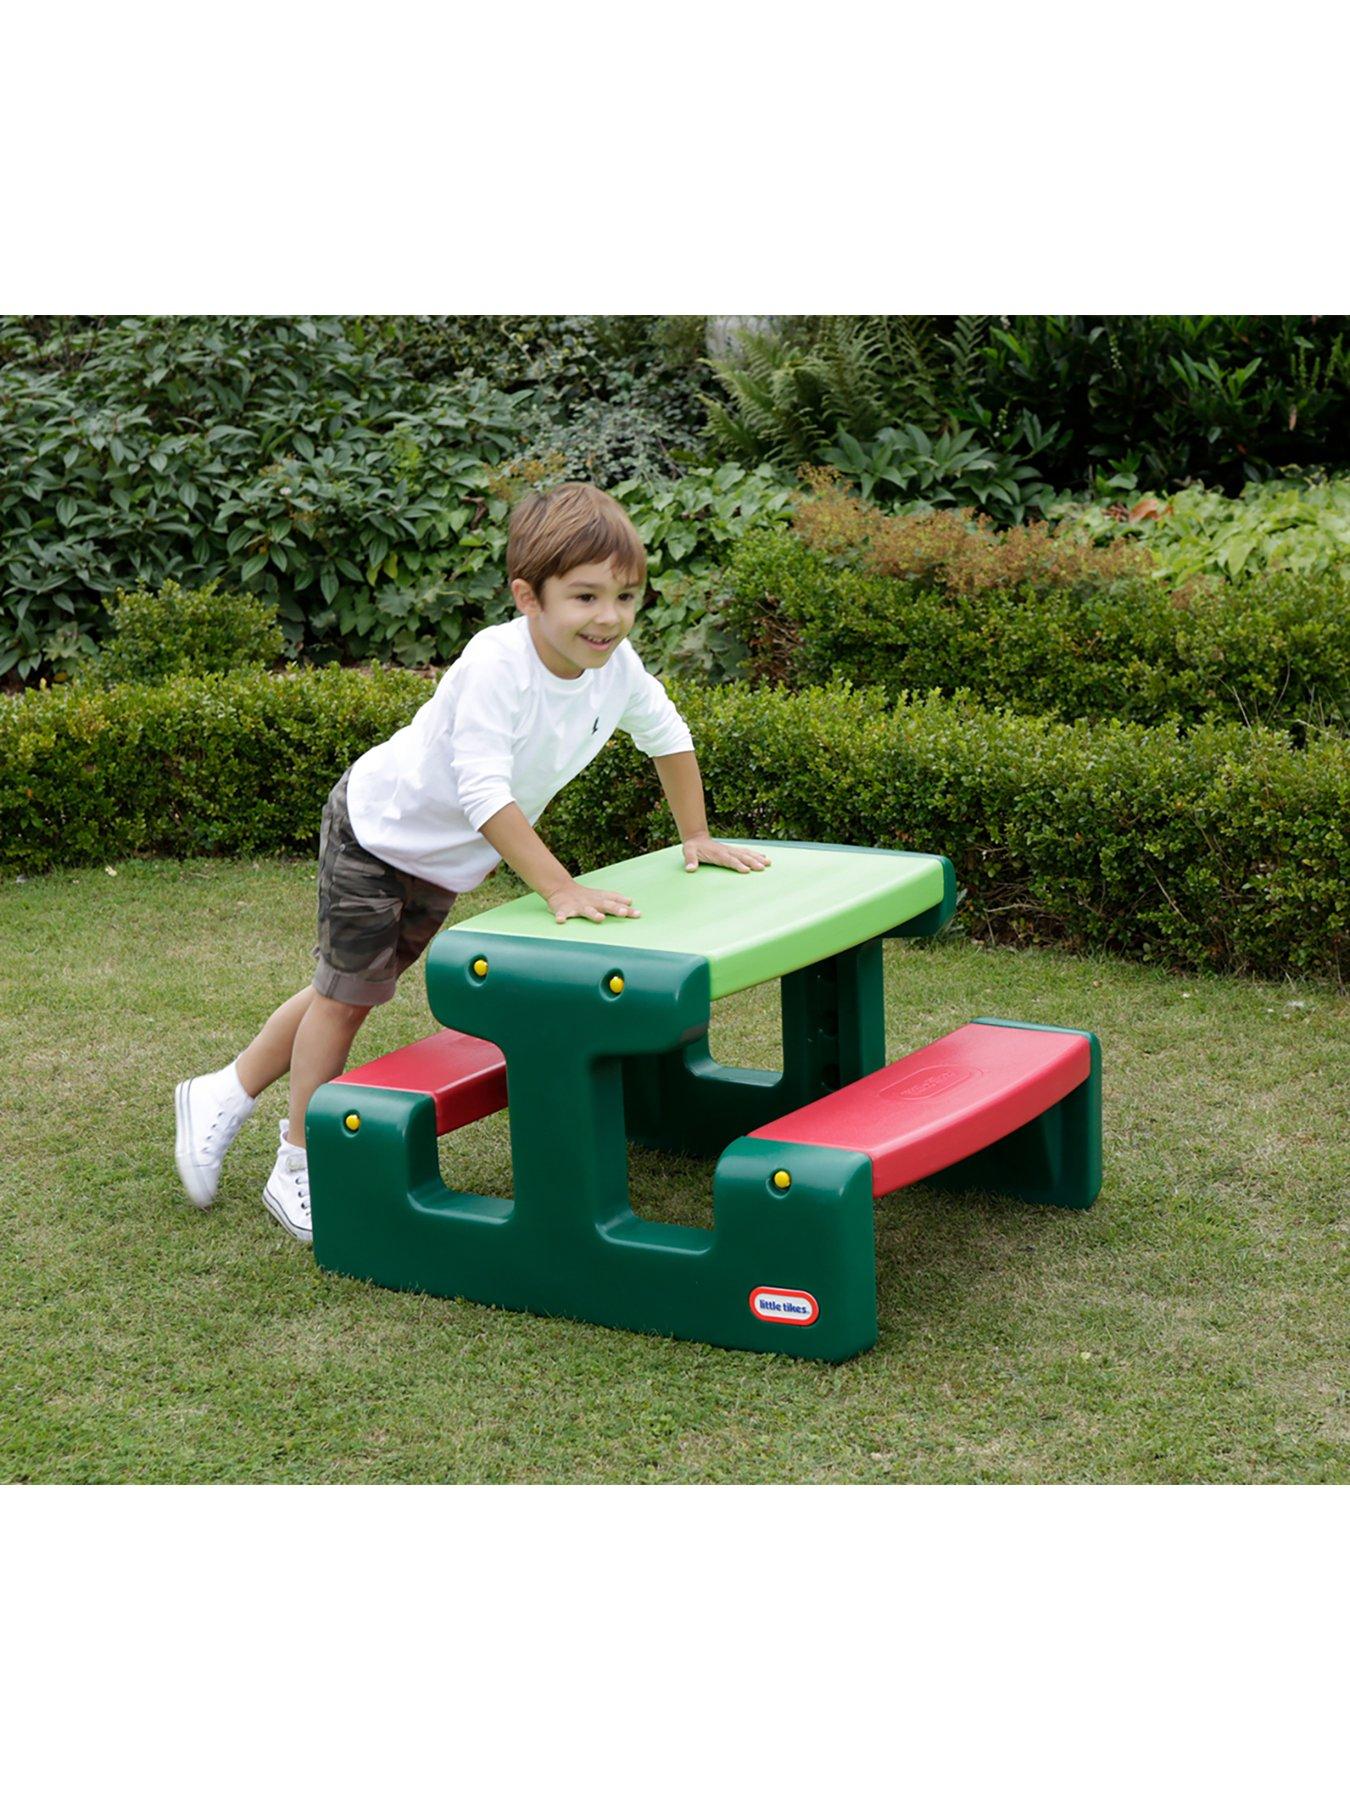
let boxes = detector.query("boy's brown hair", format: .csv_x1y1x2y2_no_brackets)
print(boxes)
506,483,647,599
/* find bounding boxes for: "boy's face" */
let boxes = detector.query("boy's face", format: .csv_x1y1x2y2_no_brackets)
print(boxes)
512,557,641,680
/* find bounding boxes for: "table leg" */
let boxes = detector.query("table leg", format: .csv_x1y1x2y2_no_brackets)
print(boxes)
622,938,886,1157
308,931,884,1360
309,1048,879,1361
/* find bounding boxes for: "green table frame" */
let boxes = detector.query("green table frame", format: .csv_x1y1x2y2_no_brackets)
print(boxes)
309,841,957,1360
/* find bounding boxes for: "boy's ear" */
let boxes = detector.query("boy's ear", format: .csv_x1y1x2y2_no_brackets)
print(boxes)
512,578,542,617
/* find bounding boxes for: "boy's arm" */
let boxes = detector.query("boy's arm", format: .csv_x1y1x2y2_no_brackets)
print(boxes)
478,802,641,924
652,750,771,874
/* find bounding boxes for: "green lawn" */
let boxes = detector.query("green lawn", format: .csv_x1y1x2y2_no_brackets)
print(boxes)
1,857,1345,1483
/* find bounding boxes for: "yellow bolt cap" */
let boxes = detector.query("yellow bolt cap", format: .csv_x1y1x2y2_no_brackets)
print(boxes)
772,1169,792,1190
608,975,625,994
344,1112,361,1132
472,957,488,977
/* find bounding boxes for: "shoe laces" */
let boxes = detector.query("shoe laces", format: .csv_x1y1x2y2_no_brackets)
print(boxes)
281,1151,310,1210
201,1098,241,1152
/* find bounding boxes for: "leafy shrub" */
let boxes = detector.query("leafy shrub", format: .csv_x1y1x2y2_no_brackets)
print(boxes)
366,315,719,485
368,315,710,412
704,316,981,464
614,464,795,575
720,529,1350,732
0,314,799,685
976,316,1350,492
631,569,749,684
0,315,528,680
210,387,524,666
615,463,795,672
791,470,1152,595
702,317,1064,525
2,670,1345,979
703,314,1350,498
1046,473,1350,586
0,666,428,869
89,579,283,686
513,394,699,489
821,418,1061,525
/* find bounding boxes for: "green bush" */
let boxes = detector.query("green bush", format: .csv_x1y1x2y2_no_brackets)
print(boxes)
363,315,719,485
614,464,795,675
977,316,1350,492
819,419,1061,526
0,667,428,869
2,669,1344,980
0,314,797,685
721,532,1350,732
703,315,1350,498
1046,474,1350,586
89,579,284,685
552,687,1347,981
705,316,983,465
0,315,527,679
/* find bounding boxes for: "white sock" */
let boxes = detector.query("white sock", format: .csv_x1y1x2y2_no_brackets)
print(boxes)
278,1120,306,1158
219,1059,256,1112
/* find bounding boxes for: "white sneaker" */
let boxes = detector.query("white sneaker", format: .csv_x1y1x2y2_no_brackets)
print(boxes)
174,1065,255,1207
262,1121,312,1245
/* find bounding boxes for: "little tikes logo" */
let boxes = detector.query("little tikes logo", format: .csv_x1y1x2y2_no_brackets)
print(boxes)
749,1286,820,1326
881,1063,973,1100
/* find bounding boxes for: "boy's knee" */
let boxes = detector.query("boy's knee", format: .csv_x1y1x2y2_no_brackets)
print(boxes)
311,993,373,1028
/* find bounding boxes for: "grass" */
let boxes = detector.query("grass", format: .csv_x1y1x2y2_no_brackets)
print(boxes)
1,856,1346,1484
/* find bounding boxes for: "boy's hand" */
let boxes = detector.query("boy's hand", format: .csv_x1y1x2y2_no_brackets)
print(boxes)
682,835,772,874
544,880,641,925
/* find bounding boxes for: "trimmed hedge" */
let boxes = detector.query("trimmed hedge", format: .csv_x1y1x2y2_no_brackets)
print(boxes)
1,668,428,869
724,531,1350,732
3,669,1345,981
552,686,1347,981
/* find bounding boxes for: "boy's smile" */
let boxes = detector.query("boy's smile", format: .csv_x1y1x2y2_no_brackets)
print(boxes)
512,557,640,681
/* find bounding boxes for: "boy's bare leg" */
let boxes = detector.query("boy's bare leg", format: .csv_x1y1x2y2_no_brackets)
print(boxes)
284,994,372,1149
235,985,317,1099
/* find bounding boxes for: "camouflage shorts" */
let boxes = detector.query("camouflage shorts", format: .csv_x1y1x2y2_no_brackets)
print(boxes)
313,768,457,1006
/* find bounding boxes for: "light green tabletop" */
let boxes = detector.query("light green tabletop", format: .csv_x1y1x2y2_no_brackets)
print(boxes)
449,841,945,1000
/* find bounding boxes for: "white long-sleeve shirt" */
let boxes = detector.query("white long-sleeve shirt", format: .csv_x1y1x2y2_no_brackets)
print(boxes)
344,615,694,891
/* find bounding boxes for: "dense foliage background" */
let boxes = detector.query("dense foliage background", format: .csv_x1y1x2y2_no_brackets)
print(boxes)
3,312,1347,974
5,313,1349,685
703,315,1350,500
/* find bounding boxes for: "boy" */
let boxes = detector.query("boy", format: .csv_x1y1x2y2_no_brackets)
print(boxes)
174,482,769,1243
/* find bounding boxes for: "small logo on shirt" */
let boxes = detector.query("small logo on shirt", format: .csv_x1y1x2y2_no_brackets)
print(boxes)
592,716,599,733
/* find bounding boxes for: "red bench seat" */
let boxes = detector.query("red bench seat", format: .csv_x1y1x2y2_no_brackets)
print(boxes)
333,1028,507,1136
749,1022,1091,1197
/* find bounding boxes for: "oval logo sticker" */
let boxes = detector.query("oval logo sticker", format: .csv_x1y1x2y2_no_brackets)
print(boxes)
881,1063,974,1099
749,1286,820,1326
